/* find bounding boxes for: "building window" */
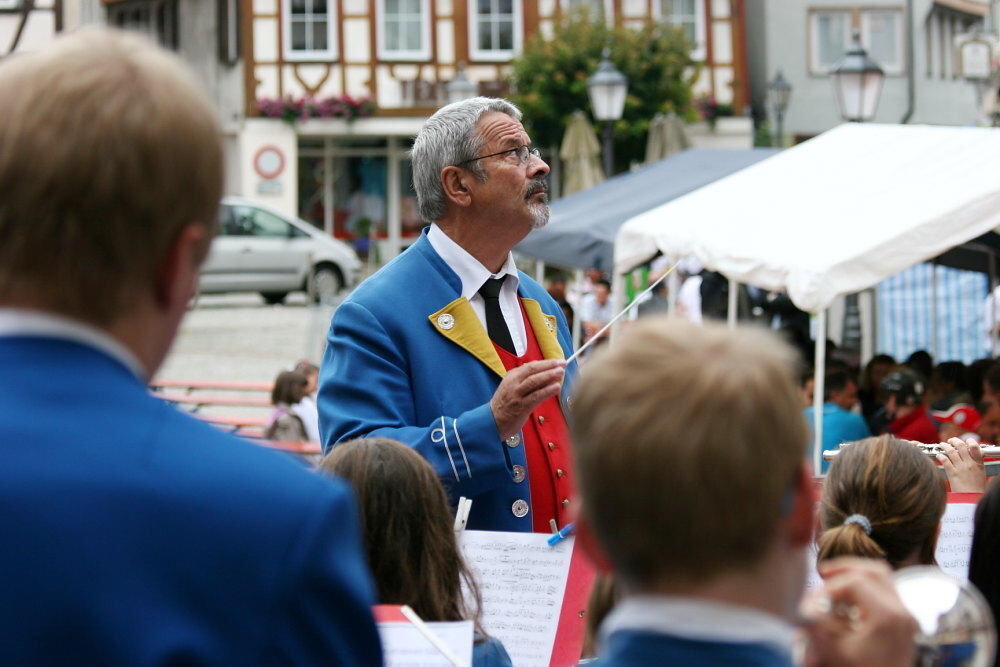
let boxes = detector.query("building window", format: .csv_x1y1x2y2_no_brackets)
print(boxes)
656,0,705,60
469,0,521,61
107,0,179,49
378,0,430,60
284,0,337,61
925,8,981,79
808,8,904,75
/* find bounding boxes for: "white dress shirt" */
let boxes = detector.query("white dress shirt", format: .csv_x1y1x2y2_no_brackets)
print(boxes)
427,224,527,356
600,595,795,658
0,308,147,380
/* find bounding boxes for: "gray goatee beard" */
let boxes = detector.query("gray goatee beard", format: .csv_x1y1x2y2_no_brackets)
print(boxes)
529,200,550,229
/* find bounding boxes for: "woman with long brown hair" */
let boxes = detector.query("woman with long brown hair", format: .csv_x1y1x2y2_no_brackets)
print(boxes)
319,437,512,666
817,435,947,569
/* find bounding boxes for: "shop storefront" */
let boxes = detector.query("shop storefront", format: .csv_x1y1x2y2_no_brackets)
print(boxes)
240,117,427,265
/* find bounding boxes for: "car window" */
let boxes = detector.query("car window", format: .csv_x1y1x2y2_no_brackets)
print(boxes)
218,205,236,235
230,205,293,238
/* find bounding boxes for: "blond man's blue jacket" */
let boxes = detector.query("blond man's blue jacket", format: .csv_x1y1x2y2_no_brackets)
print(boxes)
0,335,382,665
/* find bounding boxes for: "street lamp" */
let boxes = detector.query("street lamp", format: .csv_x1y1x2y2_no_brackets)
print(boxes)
446,64,477,104
586,48,628,177
767,70,792,147
831,31,885,122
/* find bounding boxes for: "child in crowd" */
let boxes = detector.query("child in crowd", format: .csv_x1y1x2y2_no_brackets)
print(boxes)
263,370,309,442
817,434,984,569
319,438,512,667
933,404,982,443
291,360,320,443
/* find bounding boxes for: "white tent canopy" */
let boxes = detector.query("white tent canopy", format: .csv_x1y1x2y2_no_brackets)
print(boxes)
615,123,1000,314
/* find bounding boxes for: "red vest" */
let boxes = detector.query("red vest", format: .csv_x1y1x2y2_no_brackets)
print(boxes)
493,301,575,533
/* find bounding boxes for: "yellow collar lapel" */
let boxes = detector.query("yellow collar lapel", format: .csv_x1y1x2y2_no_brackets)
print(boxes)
522,298,565,360
428,297,506,378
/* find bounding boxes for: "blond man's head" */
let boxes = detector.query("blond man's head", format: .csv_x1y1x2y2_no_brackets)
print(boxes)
571,319,808,590
0,28,222,325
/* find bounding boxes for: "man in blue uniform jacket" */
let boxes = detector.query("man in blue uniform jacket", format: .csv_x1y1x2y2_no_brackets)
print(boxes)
321,98,577,532
571,320,919,666
0,30,381,665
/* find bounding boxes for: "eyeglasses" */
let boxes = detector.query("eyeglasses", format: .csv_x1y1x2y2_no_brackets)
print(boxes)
455,145,541,166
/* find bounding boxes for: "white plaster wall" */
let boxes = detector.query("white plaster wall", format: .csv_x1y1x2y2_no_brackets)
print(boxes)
254,16,278,62
712,21,732,63
437,0,454,17
437,19,455,63
693,66,712,96
540,0,556,17
256,65,280,98
377,65,403,106
345,65,371,97
713,65,733,103
240,119,299,216
317,65,344,95
254,0,277,14
622,0,645,18
394,64,420,78
712,0,729,18
282,66,308,98
295,64,331,90
344,0,367,14
343,18,370,61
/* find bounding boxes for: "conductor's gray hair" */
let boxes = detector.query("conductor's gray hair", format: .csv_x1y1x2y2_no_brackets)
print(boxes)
411,97,522,223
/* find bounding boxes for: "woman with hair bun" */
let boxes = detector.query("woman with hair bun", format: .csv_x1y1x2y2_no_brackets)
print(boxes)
817,435,946,569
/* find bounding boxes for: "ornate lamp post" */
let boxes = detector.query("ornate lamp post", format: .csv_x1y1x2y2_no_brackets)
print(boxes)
586,48,628,177
446,64,477,104
767,70,792,147
831,31,885,122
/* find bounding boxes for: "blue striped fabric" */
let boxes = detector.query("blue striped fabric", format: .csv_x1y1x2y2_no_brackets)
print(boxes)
877,263,989,363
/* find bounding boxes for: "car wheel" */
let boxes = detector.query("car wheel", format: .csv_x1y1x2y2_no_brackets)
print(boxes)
310,266,342,305
261,292,288,305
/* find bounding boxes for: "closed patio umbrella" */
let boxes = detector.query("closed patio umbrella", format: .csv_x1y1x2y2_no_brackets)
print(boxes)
560,110,604,196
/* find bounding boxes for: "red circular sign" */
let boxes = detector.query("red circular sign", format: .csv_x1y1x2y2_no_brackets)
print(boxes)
253,145,286,180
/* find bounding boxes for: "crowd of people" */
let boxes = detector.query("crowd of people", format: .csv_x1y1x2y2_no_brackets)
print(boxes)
801,347,1000,472
4,26,1000,667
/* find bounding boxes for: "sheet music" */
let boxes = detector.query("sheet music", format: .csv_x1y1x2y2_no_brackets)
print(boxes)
460,530,574,667
804,501,977,586
378,620,474,667
935,502,976,580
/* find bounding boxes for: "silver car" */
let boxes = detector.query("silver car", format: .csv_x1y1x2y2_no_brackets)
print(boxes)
199,197,362,304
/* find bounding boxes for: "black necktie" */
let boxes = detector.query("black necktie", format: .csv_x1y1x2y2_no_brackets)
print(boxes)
478,276,515,354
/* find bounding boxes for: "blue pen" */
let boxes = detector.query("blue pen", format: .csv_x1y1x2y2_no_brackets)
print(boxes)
547,522,576,547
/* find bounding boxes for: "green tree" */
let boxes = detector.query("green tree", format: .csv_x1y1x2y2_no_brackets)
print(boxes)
510,13,699,174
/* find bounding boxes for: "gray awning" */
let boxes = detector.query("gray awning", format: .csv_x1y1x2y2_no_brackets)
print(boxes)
516,148,779,273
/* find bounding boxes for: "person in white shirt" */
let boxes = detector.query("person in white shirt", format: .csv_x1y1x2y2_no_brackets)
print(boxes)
320,97,578,532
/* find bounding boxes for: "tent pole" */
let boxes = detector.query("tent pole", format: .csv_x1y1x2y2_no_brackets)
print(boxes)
859,289,874,368
667,260,680,316
610,271,627,343
930,263,939,359
572,269,584,352
813,310,827,476
727,278,738,329
990,253,998,358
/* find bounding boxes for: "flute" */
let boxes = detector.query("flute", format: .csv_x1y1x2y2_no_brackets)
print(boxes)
823,443,1000,461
